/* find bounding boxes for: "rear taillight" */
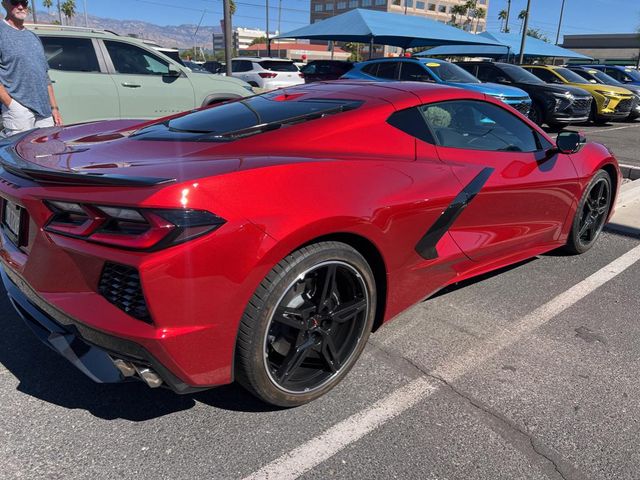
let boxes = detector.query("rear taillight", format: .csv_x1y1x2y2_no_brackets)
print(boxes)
298,73,304,78
258,72,278,78
44,201,225,251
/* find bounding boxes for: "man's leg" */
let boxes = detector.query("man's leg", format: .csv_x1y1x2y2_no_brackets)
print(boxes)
1,101,36,137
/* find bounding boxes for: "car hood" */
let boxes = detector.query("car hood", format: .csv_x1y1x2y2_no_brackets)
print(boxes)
2,120,317,185
565,82,634,96
447,81,529,98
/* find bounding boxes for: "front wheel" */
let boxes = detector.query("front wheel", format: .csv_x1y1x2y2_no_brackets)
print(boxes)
565,170,612,254
235,242,376,407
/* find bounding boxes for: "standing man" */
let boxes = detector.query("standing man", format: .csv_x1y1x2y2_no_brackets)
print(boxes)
0,0,62,137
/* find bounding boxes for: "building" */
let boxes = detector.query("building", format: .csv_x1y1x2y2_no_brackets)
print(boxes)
213,26,278,54
310,0,489,32
562,33,640,67
309,0,488,57
240,42,351,61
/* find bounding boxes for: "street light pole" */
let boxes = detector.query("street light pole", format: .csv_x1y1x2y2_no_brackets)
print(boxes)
266,0,271,57
84,0,89,27
223,0,233,76
555,0,566,45
517,0,531,65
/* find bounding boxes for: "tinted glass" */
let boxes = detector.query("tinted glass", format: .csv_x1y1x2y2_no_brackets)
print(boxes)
232,60,252,72
421,100,538,152
105,41,169,75
526,68,561,84
589,69,622,85
41,36,100,73
425,61,480,83
475,65,499,82
555,67,590,84
498,64,544,84
164,95,361,137
375,62,398,79
361,64,379,75
259,61,298,72
399,62,434,82
569,69,594,82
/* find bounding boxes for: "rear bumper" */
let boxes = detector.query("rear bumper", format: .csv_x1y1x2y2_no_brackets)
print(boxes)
1,263,207,394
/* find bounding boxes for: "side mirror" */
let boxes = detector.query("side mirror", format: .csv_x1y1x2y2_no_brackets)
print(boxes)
166,64,182,77
555,131,586,154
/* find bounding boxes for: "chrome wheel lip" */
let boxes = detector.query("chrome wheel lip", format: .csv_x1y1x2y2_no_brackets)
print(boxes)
262,260,370,395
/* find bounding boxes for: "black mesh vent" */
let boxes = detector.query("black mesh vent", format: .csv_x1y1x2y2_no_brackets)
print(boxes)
98,263,151,323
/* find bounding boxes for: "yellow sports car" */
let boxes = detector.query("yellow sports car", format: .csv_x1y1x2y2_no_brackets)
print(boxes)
522,65,634,124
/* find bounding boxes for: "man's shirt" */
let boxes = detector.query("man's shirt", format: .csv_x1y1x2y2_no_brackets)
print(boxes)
0,20,52,118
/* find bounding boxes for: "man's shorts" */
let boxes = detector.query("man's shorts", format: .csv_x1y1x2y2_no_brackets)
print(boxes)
1,99,54,137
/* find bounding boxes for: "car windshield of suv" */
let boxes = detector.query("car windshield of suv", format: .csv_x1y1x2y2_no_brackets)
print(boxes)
426,61,480,83
620,68,640,81
159,95,362,140
499,64,544,84
555,67,590,84
586,69,623,85
259,61,298,72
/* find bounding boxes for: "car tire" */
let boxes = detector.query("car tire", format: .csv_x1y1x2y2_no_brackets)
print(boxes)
590,102,608,125
235,241,376,407
564,170,612,255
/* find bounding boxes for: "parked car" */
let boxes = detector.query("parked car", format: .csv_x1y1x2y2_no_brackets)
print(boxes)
28,25,253,125
521,65,635,124
567,66,640,120
579,65,640,86
300,60,354,83
231,57,304,90
0,81,619,406
183,60,210,73
203,60,224,74
457,61,592,129
343,57,532,116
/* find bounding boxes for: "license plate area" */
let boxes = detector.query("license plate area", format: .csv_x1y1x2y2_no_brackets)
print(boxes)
2,198,26,247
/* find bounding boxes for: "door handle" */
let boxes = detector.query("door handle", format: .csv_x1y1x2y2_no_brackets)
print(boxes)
121,82,141,88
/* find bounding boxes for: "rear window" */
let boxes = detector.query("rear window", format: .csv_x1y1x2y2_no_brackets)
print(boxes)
259,61,298,72
160,95,363,140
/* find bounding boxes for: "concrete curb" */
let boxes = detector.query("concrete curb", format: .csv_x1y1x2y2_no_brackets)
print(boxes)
608,177,640,237
620,164,640,181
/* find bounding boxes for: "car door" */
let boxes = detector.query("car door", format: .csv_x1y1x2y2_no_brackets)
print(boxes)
40,35,120,123
419,99,579,262
101,40,195,119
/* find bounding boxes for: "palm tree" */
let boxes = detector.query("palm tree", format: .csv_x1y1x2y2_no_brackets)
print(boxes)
230,0,236,15
498,9,507,32
464,0,477,31
42,0,53,13
450,4,466,26
518,9,528,34
474,7,486,33
61,0,76,24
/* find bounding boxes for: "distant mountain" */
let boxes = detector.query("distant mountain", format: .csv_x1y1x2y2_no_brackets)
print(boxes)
31,11,228,49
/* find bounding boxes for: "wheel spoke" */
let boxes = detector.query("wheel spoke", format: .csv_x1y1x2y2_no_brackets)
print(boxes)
318,265,338,311
331,298,367,324
275,335,315,383
273,305,314,330
320,334,341,373
588,218,599,240
596,181,605,202
578,217,591,238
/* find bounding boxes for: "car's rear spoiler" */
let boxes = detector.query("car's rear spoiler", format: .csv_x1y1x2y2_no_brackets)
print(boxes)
0,133,176,187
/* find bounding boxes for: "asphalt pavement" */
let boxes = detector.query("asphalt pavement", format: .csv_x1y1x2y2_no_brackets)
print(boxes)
1,128,640,480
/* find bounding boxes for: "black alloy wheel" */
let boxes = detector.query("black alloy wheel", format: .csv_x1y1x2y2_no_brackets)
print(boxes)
565,170,612,254
235,242,376,407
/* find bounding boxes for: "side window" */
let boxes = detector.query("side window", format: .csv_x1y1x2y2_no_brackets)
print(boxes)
104,41,169,75
475,65,498,82
376,62,398,80
399,62,433,82
527,68,560,84
604,68,622,81
420,100,539,153
40,36,100,73
361,63,379,76
571,69,592,81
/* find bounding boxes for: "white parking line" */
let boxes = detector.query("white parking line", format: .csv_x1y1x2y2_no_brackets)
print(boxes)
550,123,640,139
244,243,640,480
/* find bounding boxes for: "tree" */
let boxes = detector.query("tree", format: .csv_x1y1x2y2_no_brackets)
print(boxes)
498,9,507,32
527,28,549,42
230,0,236,15
42,0,53,14
344,42,362,62
464,0,477,31
474,7,486,33
450,4,466,27
518,9,527,34
61,0,76,24
249,36,266,46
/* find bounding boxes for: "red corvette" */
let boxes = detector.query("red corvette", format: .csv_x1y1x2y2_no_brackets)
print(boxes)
0,81,619,406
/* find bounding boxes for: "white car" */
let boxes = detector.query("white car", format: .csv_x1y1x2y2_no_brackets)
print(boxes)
231,57,304,90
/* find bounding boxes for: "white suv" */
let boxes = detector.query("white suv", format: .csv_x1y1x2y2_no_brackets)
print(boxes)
231,57,304,90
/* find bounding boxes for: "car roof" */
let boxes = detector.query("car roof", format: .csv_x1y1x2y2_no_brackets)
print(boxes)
232,57,294,61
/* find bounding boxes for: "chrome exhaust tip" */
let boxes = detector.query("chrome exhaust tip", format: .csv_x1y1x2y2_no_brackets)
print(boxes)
134,365,163,388
113,358,136,377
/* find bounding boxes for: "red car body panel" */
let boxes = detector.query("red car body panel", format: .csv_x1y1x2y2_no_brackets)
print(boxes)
0,81,621,390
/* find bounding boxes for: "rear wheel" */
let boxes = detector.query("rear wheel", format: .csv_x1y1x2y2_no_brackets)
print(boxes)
590,102,608,125
235,242,376,407
565,170,612,254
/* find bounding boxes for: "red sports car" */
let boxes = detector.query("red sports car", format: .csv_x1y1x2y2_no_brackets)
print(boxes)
0,81,619,407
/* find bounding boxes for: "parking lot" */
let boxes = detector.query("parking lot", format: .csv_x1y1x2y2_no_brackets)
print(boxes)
1,121,639,480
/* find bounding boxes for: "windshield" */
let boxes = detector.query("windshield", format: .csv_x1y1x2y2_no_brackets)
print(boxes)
499,64,544,84
587,69,623,85
622,68,640,81
425,61,480,83
161,95,362,139
555,67,590,84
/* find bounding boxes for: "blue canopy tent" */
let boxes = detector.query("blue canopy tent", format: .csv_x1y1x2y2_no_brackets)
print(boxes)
276,9,506,52
419,31,592,60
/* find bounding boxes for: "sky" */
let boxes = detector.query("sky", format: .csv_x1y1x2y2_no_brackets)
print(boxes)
33,0,640,40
